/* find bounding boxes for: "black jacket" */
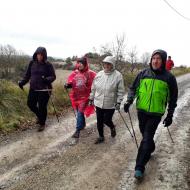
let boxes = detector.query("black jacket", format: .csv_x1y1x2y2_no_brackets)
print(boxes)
20,47,56,90
127,68,178,116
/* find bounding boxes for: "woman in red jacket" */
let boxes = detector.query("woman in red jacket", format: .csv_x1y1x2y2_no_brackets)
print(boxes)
64,57,96,138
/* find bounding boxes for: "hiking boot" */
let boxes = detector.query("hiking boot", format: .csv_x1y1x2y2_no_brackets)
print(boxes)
36,118,40,124
134,170,143,180
110,127,116,137
80,125,86,130
94,137,105,144
72,130,80,138
38,124,46,132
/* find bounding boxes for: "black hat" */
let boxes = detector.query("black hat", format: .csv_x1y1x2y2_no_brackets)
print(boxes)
78,57,87,65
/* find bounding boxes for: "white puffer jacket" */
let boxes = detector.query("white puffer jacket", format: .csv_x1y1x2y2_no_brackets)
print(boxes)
90,69,125,109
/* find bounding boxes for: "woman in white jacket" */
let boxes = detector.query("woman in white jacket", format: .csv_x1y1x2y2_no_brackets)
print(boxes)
89,56,125,144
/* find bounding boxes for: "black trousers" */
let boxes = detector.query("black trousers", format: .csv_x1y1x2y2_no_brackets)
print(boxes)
135,111,162,173
96,106,115,137
27,89,50,125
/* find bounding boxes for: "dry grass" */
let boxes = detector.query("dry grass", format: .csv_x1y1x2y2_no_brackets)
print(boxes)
55,69,72,84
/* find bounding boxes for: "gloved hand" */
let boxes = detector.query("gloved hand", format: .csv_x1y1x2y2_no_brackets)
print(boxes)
163,115,173,127
124,102,131,113
88,99,94,106
64,83,72,89
115,103,121,110
41,76,49,84
18,81,24,90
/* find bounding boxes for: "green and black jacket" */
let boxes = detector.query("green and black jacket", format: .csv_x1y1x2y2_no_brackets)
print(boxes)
127,68,178,116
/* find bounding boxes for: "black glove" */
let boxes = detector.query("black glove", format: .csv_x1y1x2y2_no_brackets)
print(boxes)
115,103,121,110
41,76,49,84
88,99,94,106
18,81,24,90
124,102,131,113
163,115,173,127
64,83,72,89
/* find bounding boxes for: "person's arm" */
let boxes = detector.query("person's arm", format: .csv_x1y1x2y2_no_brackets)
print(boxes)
167,75,178,117
116,74,125,104
124,71,142,113
89,76,97,101
127,72,142,103
45,63,56,83
172,60,174,67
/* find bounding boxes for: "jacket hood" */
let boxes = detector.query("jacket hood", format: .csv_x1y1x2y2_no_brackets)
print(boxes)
33,47,47,62
102,56,116,72
76,57,89,72
150,49,167,72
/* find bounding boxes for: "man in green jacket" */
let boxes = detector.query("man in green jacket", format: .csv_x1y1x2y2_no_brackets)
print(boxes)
124,49,178,179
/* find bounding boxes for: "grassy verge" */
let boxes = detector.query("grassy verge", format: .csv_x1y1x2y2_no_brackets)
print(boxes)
0,80,70,133
172,66,190,76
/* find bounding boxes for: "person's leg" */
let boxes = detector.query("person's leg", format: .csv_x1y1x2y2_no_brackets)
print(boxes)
27,89,40,119
103,109,116,137
72,109,85,138
94,107,105,144
76,110,85,131
135,113,161,173
38,91,50,131
96,107,105,137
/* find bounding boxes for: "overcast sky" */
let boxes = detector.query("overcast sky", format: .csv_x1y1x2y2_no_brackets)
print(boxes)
0,0,190,66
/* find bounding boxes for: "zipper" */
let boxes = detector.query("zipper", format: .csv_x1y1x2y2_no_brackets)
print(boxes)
148,73,156,112
144,82,147,91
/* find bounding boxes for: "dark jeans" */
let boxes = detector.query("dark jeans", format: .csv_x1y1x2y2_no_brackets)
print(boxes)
27,89,50,125
76,110,86,131
96,106,115,137
135,111,162,173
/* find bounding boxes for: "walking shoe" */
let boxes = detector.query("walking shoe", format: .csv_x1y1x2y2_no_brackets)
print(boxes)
36,118,40,124
110,127,116,137
38,124,46,132
134,170,143,180
80,125,86,130
94,137,105,144
72,130,80,138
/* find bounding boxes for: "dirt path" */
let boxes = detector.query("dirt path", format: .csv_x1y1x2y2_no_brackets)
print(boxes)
0,74,190,190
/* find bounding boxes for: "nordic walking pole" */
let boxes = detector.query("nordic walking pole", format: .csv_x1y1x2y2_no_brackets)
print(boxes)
41,76,59,123
128,111,139,148
166,126,174,143
118,110,133,139
48,90,60,123
65,88,76,118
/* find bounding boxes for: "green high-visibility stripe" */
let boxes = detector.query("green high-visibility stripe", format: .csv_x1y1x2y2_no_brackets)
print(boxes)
136,78,169,114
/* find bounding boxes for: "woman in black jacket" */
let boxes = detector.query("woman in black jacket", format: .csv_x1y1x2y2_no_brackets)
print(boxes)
18,47,56,131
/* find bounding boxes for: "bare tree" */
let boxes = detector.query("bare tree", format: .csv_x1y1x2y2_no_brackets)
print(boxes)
127,46,138,72
112,33,126,63
0,45,16,76
141,52,151,68
99,34,127,72
0,44,29,80
100,43,112,57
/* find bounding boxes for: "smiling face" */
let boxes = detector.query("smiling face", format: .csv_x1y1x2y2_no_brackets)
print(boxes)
103,62,113,72
151,54,163,70
78,62,85,71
